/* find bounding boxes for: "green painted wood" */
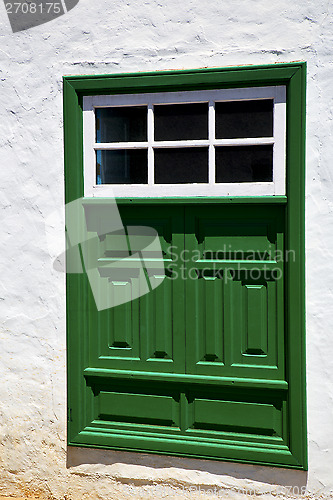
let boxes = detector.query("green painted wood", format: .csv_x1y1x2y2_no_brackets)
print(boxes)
192,399,280,435
70,431,299,469
245,284,267,355
77,375,292,464
185,204,285,380
285,64,307,470
84,367,289,389
229,273,283,372
99,391,179,427
64,62,300,80
64,63,299,95
84,204,186,373
64,63,306,469
63,79,83,204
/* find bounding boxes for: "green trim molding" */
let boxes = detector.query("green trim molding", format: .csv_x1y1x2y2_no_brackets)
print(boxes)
64,63,307,469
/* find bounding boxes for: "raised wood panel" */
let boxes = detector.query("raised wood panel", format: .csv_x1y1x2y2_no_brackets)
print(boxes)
245,284,268,355
228,270,283,373
88,205,185,373
88,267,142,360
187,271,225,366
98,391,180,428
84,378,287,452
146,273,173,359
111,281,135,348
197,222,276,261
191,399,282,437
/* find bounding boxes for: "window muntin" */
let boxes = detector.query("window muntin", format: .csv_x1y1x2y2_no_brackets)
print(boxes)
83,86,286,197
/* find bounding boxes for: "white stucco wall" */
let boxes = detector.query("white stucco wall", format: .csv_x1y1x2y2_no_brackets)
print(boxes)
0,0,332,498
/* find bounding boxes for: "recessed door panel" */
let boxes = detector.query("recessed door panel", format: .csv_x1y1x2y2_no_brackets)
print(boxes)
185,205,285,380
87,205,185,373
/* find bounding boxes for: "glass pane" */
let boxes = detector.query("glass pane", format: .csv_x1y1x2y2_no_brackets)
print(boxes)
154,103,208,141
215,100,273,139
96,150,148,184
215,145,273,183
154,148,208,183
96,107,147,143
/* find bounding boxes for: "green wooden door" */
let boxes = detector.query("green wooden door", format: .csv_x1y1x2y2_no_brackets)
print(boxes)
65,63,306,468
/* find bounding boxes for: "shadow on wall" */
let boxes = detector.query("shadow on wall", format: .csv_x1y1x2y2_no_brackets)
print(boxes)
66,446,307,493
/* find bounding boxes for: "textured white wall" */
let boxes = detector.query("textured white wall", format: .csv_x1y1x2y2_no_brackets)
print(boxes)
0,0,332,498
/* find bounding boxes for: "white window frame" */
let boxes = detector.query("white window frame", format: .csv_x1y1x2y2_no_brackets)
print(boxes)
83,86,286,198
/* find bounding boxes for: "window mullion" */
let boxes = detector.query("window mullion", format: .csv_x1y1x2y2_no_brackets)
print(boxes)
83,99,96,190
148,103,154,186
273,87,287,195
208,100,215,185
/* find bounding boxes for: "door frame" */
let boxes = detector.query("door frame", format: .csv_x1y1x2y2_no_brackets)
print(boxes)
63,62,306,469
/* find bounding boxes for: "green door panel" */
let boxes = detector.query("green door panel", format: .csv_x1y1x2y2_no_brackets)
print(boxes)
99,391,180,428
185,204,285,380
65,63,306,469
82,203,285,380
73,201,292,466
78,377,293,466
85,204,186,374
190,398,281,436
